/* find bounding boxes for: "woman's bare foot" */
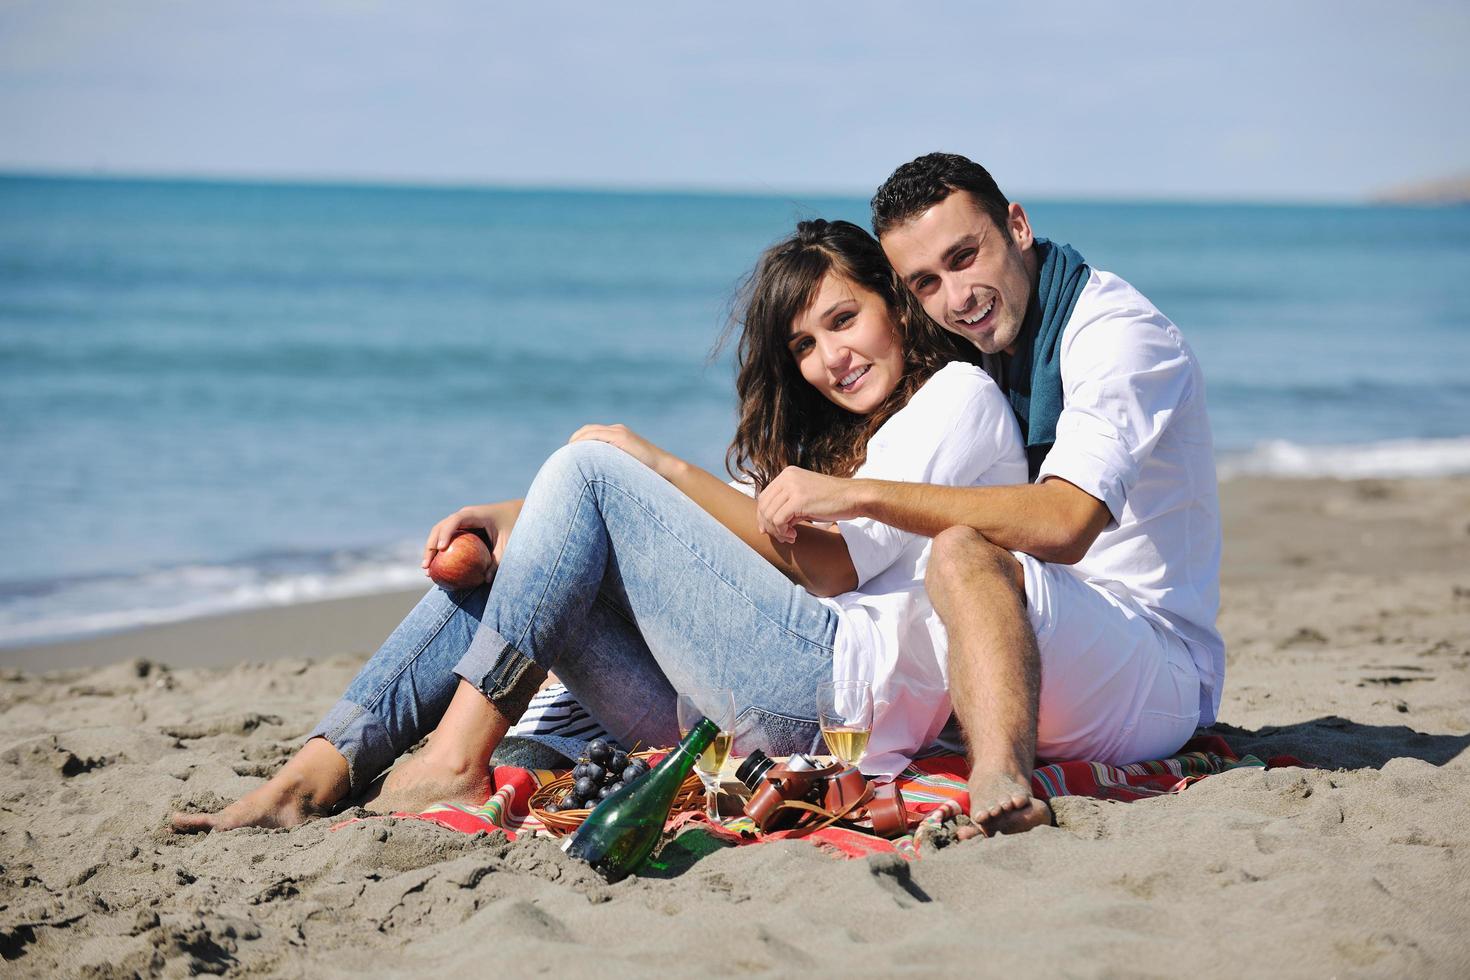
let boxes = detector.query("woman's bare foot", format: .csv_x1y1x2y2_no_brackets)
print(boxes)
360,678,507,814
170,777,331,833
362,749,493,814
169,737,351,834
957,769,1052,840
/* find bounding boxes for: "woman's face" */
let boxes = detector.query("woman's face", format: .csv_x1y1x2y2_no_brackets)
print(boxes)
787,272,904,415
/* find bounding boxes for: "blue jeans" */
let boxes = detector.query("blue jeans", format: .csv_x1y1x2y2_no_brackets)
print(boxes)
310,441,840,792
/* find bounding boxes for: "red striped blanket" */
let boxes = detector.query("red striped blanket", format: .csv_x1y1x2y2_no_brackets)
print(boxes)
334,734,1296,860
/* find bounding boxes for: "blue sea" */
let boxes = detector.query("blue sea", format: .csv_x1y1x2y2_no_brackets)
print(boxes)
3,175,1468,648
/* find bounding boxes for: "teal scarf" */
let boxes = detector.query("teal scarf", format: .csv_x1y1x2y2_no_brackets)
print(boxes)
1003,238,1089,480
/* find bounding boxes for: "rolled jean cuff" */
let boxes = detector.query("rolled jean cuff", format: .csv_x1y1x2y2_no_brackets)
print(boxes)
307,700,398,795
453,625,547,724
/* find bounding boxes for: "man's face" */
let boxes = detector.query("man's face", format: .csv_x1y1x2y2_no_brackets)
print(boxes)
880,191,1036,356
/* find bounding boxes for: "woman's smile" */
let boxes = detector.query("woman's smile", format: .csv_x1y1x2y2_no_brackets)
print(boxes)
837,364,871,392
789,272,904,414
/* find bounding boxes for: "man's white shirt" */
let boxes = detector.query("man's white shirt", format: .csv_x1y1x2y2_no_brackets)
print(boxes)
1020,268,1225,725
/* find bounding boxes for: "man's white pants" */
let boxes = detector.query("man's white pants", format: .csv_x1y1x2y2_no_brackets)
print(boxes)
1017,553,1202,764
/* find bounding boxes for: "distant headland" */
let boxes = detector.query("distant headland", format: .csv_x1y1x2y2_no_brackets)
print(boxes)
1372,173,1470,206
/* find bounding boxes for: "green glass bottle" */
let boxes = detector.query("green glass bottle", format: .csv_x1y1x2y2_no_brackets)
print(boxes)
562,717,718,882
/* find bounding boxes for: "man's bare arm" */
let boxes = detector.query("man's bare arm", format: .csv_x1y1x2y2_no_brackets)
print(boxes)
853,477,1110,564
756,466,1110,565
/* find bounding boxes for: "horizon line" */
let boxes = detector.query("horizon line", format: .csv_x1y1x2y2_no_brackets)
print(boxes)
0,166,1391,209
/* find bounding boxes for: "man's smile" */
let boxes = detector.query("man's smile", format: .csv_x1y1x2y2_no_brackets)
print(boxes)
955,295,996,333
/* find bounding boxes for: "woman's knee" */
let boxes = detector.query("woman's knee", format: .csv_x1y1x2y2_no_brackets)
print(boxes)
543,438,611,475
538,440,647,491
529,441,623,501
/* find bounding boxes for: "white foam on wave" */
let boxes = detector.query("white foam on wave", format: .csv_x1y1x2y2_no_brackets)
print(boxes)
0,544,429,649
1218,436,1470,480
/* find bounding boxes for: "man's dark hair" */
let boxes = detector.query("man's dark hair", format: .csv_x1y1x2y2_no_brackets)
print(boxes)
870,152,1011,239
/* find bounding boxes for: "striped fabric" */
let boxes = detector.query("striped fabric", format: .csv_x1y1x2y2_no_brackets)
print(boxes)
506,683,614,745
335,734,1296,861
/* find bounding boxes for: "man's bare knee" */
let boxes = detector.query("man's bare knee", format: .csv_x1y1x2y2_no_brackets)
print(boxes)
926,526,1024,610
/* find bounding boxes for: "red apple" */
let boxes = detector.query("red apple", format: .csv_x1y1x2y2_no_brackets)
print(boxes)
428,530,492,590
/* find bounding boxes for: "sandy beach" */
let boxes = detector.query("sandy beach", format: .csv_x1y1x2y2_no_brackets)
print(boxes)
3,474,1468,977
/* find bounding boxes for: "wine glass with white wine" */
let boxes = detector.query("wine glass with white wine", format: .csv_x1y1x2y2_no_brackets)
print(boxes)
818,680,873,768
676,690,735,820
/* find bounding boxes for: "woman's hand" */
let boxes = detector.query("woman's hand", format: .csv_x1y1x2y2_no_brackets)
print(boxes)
421,501,522,583
756,466,863,544
568,423,679,479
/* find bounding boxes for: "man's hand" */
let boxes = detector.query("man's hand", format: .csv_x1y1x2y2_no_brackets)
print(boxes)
756,466,863,544
568,423,677,479
421,503,518,583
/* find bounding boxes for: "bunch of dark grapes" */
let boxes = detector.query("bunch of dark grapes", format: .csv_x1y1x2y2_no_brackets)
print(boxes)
546,738,651,812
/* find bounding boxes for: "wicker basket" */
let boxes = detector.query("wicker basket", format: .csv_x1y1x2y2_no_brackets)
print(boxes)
529,748,706,838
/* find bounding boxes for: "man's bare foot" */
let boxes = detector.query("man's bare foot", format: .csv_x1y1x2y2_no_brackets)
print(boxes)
957,769,1052,840
362,749,493,815
169,736,350,834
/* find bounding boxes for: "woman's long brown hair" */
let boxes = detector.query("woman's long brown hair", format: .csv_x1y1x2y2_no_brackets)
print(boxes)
723,219,978,489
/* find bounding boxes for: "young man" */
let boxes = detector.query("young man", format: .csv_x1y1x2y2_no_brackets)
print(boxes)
755,153,1223,835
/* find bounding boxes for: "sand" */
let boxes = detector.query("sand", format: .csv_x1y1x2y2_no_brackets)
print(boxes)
3,475,1468,977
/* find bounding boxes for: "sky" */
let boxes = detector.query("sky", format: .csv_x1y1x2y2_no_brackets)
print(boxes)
0,0,1466,201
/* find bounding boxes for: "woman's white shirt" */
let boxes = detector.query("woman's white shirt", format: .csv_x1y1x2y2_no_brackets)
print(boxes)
822,362,1027,777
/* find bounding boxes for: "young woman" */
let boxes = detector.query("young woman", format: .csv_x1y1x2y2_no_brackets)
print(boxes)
172,220,1027,832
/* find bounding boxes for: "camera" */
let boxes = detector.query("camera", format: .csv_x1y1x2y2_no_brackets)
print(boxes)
735,750,908,837
736,752,836,831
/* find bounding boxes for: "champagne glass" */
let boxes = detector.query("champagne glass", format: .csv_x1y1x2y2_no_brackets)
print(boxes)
818,680,873,768
676,690,735,819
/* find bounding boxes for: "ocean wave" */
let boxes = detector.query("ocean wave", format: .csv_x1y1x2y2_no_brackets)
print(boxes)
5,437,1469,650
0,545,428,649
1218,437,1470,479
